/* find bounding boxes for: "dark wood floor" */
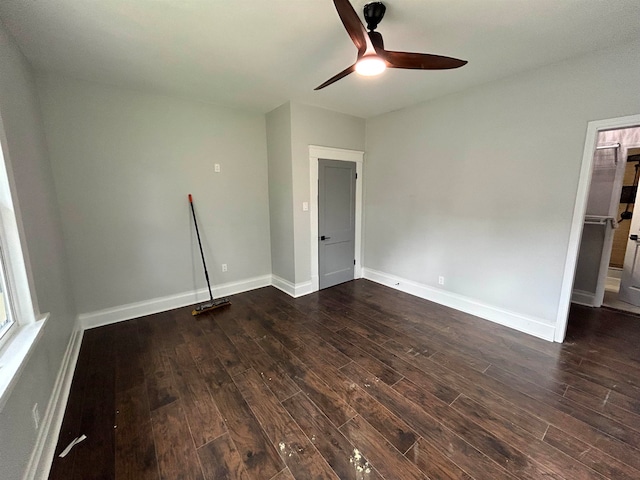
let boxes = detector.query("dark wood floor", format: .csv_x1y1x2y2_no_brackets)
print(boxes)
48,280,640,479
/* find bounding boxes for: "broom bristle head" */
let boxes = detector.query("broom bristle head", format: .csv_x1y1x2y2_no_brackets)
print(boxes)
191,297,231,316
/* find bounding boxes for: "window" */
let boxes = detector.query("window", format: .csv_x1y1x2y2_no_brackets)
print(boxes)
0,120,46,409
0,241,15,348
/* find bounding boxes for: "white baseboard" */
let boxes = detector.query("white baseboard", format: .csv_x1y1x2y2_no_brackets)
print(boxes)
271,275,313,298
363,268,556,342
78,274,272,330
23,320,84,480
571,289,596,307
607,267,622,280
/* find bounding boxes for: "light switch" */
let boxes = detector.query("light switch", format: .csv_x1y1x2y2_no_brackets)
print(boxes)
302,202,309,211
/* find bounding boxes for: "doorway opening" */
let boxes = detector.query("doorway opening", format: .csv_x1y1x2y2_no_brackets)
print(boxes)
557,116,640,342
603,146,640,313
309,146,364,293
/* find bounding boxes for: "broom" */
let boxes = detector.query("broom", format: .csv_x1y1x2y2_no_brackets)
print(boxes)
188,194,231,315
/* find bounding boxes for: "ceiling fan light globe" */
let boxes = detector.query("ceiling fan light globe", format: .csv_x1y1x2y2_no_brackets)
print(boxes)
355,56,386,76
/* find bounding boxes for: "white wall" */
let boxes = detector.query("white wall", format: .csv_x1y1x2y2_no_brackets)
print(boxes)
290,102,365,283
0,20,76,480
266,103,295,283
364,40,640,336
37,76,272,314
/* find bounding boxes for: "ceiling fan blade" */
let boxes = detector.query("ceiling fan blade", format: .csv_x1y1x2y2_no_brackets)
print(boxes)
383,51,467,70
333,0,370,54
314,64,356,90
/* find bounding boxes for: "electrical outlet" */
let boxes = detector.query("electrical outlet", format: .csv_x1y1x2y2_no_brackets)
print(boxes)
32,403,40,430
438,276,445,285
222,264,227,272
214,163,221,173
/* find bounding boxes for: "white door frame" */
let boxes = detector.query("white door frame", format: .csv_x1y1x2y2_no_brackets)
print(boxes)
309,145,364,293
556,113,640,342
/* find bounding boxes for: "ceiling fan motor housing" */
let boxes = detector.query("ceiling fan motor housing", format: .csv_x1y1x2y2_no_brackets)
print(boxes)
364,2,386,31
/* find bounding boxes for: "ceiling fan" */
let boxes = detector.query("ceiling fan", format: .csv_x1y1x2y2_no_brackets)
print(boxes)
315,0,467,90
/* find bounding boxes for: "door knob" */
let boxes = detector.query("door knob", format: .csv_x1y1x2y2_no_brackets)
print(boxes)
630,234,638,241
320,235,331,241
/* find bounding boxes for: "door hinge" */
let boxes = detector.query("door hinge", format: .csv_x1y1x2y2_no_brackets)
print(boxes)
354,259,356,265
355,172,358,179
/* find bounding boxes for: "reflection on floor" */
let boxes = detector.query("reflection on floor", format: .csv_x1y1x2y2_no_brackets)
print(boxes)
603,273,640,315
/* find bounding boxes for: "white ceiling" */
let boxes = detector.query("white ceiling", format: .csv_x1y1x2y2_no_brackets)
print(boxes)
1,0,639,118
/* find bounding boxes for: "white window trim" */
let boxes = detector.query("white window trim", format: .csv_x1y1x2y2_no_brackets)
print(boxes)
0,115,48,410
0,242,18,350
0,313,48,409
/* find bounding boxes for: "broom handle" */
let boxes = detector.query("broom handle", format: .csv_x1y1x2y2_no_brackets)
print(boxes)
189,194,214,302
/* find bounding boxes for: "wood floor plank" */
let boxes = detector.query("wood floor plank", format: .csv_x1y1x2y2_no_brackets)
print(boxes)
197,433,251,480
307,358,421,456
340,361,517,480
339,415,427,480
234,368,339,479
428,350,492,375
608,389,640,416
575,358,640,398
115,320,146,392
309,322,405,386
393,379,560,480
381,338,551,439
405,438,474,480
383,335,640,472
564,386,640,433
143,348,179,412
282,392,384,480
258,310,352,370
204,323,251,376
485,364,640,450
338,326,460,404
269,468,296,480
71,327,117,480
335,284,577,395
343,379,419,454
197,353,285,479
254,333,358,428
115,386,159,480
151,400,204,480
169,343,227,447
449,393,605,479
215,317,300,401
543,425,640,480
254,308,311,352
316,293,423,350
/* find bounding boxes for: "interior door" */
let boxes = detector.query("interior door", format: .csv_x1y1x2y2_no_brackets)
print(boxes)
618,144,640,305
318,159,356,289
619,232,640,305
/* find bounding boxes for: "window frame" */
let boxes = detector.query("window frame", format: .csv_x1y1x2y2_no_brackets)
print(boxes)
0,114,47,410
0,240,17,350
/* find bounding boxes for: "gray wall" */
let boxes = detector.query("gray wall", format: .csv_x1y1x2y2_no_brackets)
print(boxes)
364,40,640,326
37,76,272,314
0,21,76,480
266,103,295,282
290,102,365,283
